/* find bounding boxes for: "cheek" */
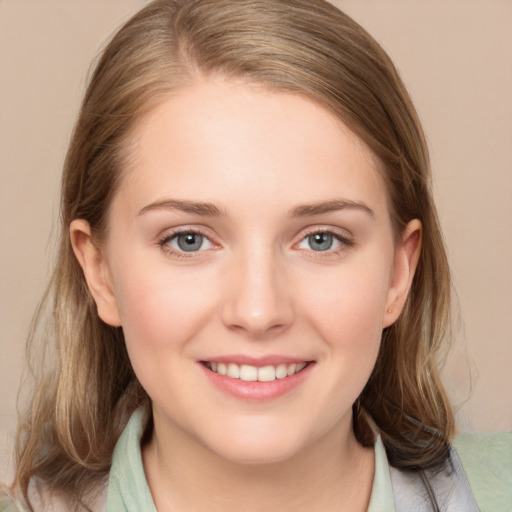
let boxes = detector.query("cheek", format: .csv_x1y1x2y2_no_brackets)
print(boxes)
111,266,221,405
303,263,390,340
299,257,391,391
111,261,218,355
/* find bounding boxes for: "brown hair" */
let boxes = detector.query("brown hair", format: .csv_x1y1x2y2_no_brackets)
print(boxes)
9,0,454,509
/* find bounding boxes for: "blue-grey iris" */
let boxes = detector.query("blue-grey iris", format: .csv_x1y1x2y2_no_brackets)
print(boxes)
177,233,204,252
308,232,333,251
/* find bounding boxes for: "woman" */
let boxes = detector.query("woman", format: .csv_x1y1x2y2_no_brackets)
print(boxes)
1,1,510,511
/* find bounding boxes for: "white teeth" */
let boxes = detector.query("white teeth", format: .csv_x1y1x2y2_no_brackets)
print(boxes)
239,365,258,381
295,362,307,372
208,361,308,381
227,363,240,378
275,364,288,379
258,365,276,382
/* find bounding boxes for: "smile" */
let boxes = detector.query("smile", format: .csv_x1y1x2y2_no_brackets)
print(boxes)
204,361,309,382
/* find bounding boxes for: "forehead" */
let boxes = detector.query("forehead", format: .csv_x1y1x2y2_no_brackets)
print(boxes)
116,78,388,217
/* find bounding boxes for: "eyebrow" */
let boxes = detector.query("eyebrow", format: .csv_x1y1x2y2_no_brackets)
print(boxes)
138,199,224,217
289,199,375,218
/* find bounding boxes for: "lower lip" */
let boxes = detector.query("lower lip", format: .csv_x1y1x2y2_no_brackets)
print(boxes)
199,362,315,401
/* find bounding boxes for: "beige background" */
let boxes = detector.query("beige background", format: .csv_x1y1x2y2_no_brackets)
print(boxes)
1,0,511,482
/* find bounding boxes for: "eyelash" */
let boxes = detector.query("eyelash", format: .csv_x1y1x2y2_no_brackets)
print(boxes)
157,227,354,259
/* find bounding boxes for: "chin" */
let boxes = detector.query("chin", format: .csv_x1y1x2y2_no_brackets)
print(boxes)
198,422,317,466
212,439,303,466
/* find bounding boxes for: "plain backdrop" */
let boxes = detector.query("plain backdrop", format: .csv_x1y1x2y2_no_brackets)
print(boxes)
1,0,511,482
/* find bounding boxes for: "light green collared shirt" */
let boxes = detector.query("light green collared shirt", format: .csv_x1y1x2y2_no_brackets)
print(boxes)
2,410,510,511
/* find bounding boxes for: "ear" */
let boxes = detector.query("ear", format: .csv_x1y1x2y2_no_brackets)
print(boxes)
70,219,122,327
382,219,422,328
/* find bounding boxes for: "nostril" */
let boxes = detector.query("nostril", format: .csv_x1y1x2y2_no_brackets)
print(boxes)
227,321,291,340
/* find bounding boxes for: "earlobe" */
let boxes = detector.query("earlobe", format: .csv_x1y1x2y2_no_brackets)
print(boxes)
70,219,122,327
383,219,422,328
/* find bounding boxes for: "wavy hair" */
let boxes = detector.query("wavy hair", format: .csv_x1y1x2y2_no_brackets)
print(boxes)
8,0,454,509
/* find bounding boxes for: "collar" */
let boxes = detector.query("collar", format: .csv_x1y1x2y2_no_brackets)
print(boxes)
105,408,157,512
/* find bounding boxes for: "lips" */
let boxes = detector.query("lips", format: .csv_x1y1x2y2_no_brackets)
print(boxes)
204,361,308,382
199,356,314,400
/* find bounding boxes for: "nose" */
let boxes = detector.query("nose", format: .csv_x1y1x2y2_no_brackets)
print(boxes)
221,247,294,339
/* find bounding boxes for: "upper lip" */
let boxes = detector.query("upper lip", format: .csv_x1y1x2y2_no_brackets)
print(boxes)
200,355,313,367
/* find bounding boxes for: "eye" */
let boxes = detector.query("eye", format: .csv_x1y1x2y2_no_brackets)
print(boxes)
296,230,352,252
304,232,336,251
161,230,214,253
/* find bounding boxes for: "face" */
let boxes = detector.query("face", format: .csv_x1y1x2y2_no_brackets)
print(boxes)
73,78,420,465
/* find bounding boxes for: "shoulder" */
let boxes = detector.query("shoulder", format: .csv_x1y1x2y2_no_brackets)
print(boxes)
453,431,512,512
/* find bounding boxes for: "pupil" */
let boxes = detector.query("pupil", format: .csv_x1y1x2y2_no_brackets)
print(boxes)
310,233,332,251
177,233,203,252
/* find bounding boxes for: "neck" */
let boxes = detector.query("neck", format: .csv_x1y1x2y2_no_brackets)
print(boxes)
142,410,375,512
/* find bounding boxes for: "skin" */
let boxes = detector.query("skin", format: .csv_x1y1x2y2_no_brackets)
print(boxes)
71,78,421,511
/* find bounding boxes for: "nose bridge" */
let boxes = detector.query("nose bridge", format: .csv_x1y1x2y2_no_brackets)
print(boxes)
221,239,294,338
